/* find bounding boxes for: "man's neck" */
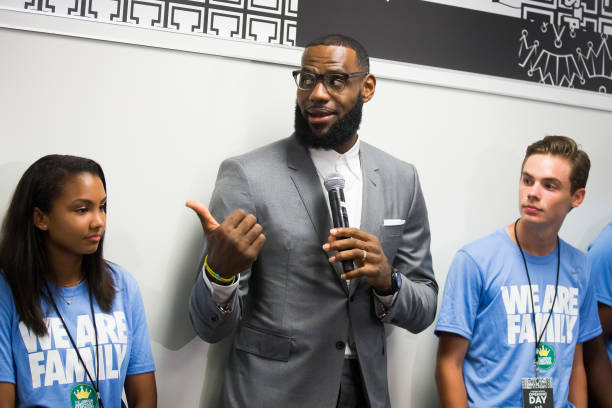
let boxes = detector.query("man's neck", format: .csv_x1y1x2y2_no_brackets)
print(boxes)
506,219,560,256
334,133,358,154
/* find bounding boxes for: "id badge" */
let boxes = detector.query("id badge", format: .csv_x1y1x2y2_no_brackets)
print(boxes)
522,377,553,408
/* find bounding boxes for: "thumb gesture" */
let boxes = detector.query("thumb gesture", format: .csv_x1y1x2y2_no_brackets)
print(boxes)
185,200,265,281
185,200,219,235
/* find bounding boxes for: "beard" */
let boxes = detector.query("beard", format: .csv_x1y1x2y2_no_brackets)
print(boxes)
294,96,363,150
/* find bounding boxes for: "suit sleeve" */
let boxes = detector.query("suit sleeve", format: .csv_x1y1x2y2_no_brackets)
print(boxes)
374,165,438,333
189,158,256,343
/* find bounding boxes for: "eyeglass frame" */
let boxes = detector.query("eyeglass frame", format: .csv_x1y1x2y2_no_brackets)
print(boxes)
292,69,369,93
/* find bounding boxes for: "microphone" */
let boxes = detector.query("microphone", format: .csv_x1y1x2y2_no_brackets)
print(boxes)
324,173,353,274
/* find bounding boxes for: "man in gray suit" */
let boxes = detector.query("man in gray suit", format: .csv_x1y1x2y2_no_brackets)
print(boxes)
187,34,437,408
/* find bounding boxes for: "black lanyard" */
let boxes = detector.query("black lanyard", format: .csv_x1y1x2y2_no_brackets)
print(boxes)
513,219,560,378
44,281,104,407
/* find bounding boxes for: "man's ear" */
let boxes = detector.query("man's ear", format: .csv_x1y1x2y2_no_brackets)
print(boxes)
33,207,48,231
361,73,376,103
570,188,586,209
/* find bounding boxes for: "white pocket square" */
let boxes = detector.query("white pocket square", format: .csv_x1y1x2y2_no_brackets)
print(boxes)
384,219,405,226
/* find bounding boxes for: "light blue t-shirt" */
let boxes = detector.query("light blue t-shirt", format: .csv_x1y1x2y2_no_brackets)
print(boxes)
588,221,612,361
0,263,155,408
436,228,602,408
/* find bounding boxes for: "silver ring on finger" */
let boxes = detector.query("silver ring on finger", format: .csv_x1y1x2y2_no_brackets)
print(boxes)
362,250,367,262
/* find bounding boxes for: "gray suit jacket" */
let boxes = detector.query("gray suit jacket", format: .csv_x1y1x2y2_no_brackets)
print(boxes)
189,136,437,408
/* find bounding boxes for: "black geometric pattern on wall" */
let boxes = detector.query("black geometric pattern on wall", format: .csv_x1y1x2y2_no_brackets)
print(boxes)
296,0,612,95
489,0,611,92
19,0,298,46
514,0,612,34
420,0,612,93
512,1,611,92
5,0,611,96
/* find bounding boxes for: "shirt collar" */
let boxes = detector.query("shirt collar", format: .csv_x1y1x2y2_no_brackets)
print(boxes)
308,138,361,181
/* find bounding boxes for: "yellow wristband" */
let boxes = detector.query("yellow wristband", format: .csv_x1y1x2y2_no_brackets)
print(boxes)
205,255,235,284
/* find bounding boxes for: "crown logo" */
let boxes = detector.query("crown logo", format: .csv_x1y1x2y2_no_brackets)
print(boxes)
537,345,550,357
73,385,91,400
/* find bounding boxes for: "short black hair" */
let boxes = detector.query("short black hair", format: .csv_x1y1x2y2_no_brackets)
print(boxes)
306,33,370,72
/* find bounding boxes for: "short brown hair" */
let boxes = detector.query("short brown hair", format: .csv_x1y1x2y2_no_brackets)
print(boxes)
522,135,590,194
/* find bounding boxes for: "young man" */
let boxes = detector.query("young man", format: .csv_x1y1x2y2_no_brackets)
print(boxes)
187,34,437,408
435,136,601,408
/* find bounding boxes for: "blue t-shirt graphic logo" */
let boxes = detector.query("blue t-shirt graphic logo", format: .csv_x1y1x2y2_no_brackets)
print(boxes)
70,383,98,408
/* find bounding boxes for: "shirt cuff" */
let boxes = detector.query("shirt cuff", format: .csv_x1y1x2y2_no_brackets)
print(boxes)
373,290,398,309
202,267,239,305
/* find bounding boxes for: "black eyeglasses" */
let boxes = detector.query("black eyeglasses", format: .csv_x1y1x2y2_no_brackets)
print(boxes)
292,70,368,93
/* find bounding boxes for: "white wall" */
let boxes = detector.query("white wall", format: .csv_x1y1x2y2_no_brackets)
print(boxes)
1,27,611,407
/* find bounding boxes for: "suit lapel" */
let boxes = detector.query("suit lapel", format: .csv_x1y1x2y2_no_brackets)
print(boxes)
286,136,349,293
350,143,383,296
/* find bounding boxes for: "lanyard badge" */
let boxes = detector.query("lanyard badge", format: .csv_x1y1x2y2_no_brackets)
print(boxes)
522,377,554,408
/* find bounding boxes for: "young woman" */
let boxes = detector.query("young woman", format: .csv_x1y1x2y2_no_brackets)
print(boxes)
0,155,156,407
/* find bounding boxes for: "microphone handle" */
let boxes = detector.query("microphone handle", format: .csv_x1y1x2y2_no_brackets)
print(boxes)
328,189,354,274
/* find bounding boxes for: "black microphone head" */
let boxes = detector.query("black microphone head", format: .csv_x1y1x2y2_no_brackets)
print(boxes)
324,172,345,191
